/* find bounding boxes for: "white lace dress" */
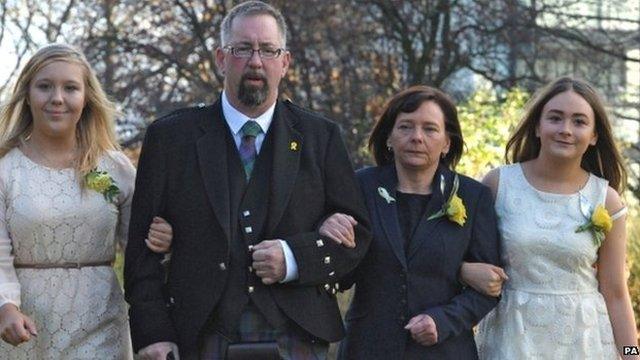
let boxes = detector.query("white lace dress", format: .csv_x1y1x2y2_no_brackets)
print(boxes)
475,164,619,359
0,148,135,359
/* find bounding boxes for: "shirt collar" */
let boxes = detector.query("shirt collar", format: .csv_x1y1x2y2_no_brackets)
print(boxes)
221,90,275,136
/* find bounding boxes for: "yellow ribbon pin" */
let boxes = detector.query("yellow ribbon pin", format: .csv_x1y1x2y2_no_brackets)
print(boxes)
290,141,298,151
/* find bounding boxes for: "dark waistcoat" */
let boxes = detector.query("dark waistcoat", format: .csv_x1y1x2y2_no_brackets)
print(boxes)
206,126,288,341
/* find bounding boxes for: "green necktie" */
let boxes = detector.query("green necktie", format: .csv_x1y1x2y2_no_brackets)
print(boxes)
239,120,262,179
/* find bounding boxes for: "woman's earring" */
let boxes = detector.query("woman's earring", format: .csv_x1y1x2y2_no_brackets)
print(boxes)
387,145,393,152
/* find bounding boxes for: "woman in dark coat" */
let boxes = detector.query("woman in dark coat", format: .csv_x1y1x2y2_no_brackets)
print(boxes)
326,86,501,359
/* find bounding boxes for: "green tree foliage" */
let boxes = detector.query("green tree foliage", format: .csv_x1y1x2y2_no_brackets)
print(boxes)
457,87,528,179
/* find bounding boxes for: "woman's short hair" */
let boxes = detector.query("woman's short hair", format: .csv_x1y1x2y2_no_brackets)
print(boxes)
368,85,464,169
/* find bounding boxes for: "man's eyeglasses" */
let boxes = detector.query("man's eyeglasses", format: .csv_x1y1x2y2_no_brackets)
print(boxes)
224,46,286,59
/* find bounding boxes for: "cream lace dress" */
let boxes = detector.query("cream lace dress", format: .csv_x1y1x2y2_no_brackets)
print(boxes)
475,164,619,359
0,148,135,359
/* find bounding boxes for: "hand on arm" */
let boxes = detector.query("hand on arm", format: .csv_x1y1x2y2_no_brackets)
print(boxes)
0,303,36,346
460,262,508,297
124,122,177,350
145,216,173,253
276,124,371,287
318,213,358,248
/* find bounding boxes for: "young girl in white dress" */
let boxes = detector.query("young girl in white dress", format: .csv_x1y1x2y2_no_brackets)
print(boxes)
467,77,638,359
0,44,172,359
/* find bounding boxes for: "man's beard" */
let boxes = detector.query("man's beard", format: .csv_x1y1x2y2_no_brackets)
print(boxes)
238,73,269,107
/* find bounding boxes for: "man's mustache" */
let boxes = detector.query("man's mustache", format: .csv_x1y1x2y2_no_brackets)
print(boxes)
241,72,268,83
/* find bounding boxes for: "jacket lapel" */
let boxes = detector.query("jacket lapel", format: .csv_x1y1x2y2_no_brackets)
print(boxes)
406,166,452,260
196,100,232,241
266,101,302,233
374,165,408,270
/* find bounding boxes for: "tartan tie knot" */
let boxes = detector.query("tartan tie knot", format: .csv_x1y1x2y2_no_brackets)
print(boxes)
241,120,262,138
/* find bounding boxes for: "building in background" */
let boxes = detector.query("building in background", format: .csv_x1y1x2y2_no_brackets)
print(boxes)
506,0,639,142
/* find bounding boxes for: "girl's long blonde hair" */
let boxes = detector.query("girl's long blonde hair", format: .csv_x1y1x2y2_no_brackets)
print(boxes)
0,43,119,177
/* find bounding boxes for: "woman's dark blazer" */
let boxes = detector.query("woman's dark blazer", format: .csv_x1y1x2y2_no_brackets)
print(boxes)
338,164,500,359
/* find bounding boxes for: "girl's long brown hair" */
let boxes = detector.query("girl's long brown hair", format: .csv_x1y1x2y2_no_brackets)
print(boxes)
505,76,626,193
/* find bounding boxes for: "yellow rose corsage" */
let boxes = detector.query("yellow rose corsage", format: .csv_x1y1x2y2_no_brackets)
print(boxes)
427,174,467,226
85,169,120,203
576,203,612,247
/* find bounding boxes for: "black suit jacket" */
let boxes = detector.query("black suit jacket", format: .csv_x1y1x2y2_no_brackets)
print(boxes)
124,98,371,354
338,165,500,359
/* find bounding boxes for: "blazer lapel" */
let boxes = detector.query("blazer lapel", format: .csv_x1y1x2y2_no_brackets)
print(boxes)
406,166,451,260
196,101,232,241
266,101,302,233
374,166,408,270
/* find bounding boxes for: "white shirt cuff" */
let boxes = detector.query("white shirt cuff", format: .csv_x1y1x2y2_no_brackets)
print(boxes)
279,240,299,282
0,298,19,311
0,283,21,310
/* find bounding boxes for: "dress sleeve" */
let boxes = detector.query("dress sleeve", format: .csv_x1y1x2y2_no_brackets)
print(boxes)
110,151,137,250
610,206,627,221
0,163,21,309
